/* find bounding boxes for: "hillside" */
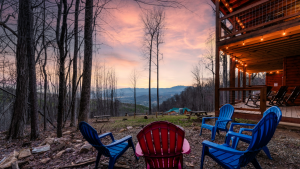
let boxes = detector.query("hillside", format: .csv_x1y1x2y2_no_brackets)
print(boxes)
117,85,188,106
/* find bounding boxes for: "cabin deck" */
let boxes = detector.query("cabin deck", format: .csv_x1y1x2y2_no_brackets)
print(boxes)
233,101,300,118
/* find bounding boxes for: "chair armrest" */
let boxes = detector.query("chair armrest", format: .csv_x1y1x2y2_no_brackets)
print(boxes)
182,138,191,154
229,123,256,131
106,135,132,147
225,131,252,145
99,132,115,142
202,117,218,124
135,142,144,157
202,140,244,155
216,119,232,123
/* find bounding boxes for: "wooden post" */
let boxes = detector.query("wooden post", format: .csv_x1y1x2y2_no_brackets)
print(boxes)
283,57,287,86
242,66,246,102
238,69,241,100
215,0,220,117
248,73,251,95
230,56,236,104
260,86,267,114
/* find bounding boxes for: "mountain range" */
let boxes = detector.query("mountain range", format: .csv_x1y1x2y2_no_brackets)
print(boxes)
117,85,188,107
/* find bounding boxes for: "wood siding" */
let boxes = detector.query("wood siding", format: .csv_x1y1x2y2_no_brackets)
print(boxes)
266,73,283,91
284,55,300,104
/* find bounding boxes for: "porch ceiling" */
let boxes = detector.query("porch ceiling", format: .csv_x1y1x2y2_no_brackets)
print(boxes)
220,24,300,73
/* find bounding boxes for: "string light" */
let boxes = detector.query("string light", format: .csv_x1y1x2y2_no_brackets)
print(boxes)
226,46,228,49
245,64,247,67
243,41,245,45
261,36,263,41
277,71,279,73
283,30,286,35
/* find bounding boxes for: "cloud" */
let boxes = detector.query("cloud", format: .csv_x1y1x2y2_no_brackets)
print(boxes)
94,0,215,88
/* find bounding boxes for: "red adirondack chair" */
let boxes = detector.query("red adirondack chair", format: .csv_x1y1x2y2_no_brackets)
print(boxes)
135,121,191,169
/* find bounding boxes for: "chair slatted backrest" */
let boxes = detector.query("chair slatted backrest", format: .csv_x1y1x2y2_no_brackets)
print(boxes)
239,112,278,167
274,86,288,99
217,104,234,129
287,86,300,103
266,86,273,97
263,106,282,125
79,122,110,157
137,121,185,169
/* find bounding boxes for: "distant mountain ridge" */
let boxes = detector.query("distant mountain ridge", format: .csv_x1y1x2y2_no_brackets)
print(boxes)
117,85,188,106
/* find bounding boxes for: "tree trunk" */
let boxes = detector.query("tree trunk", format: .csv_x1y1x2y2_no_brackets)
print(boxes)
70,0,80,127
78,0,93,124
57,0,68,138
156,32,159,112
148,37,153,115
25,0,39,140
7,0,29,139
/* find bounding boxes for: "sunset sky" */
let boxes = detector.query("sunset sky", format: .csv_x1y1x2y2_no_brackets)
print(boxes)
94,0,215,88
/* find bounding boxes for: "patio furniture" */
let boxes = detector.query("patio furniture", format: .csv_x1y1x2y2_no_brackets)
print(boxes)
283,86,300,106
187,111,212,119
79,122,138,169
135,121,191,169
200,112,278,169
269,86,288,106
94,115,111,122
199,104,234,141
245,86,273,107
230,106,282,160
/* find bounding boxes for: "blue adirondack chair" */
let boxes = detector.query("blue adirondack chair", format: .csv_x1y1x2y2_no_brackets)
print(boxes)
200,112,278,169
229,106,282,159
200,104,234,141
79,122,138,169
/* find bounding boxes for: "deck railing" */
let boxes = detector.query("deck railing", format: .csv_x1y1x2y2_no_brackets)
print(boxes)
219,0,300,41
218,86,267,114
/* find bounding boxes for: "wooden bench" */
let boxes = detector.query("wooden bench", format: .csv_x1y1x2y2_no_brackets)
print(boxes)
187,111,212,119
94,115,111,122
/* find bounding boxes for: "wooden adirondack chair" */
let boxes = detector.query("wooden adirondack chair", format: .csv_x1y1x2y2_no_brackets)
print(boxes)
229,106,282,160
200,104,234,141
283,86,300,106
200,112,278,169
269,86,288,106
79,122,138,169
135,121,191,169
245,86,273,107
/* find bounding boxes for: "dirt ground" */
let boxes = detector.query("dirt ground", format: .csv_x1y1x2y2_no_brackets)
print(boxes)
1,116,300,169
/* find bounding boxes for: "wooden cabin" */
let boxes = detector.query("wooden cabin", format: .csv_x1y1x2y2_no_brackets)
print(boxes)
212,0,300,123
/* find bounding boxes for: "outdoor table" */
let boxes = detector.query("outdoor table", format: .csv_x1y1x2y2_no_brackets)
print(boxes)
187,111,211,119
94,115,111,122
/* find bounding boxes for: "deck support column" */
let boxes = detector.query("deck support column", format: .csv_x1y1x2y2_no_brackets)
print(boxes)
238,69,241,101
242,66,246,102
230,56,236,104
215,0,220,117
248,73,251,95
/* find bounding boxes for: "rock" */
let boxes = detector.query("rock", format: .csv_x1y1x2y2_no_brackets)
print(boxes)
40,158,51,164
65,148,75,153
0,150,18,168
62,131,72,135
32,144,50,154
79,142,92,153
74,144,82,148
75,140,82,143
144,115,148,119
18,149,31,159
54,150,65,158
11,161,19,169
39,138,55,146
119,129,126,133
51,142,66,152
126,126,133,130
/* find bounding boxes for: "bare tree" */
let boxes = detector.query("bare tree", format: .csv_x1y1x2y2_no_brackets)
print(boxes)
130,69,139,118
78,0,94,124
7,0,29,139
70,0,80,127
